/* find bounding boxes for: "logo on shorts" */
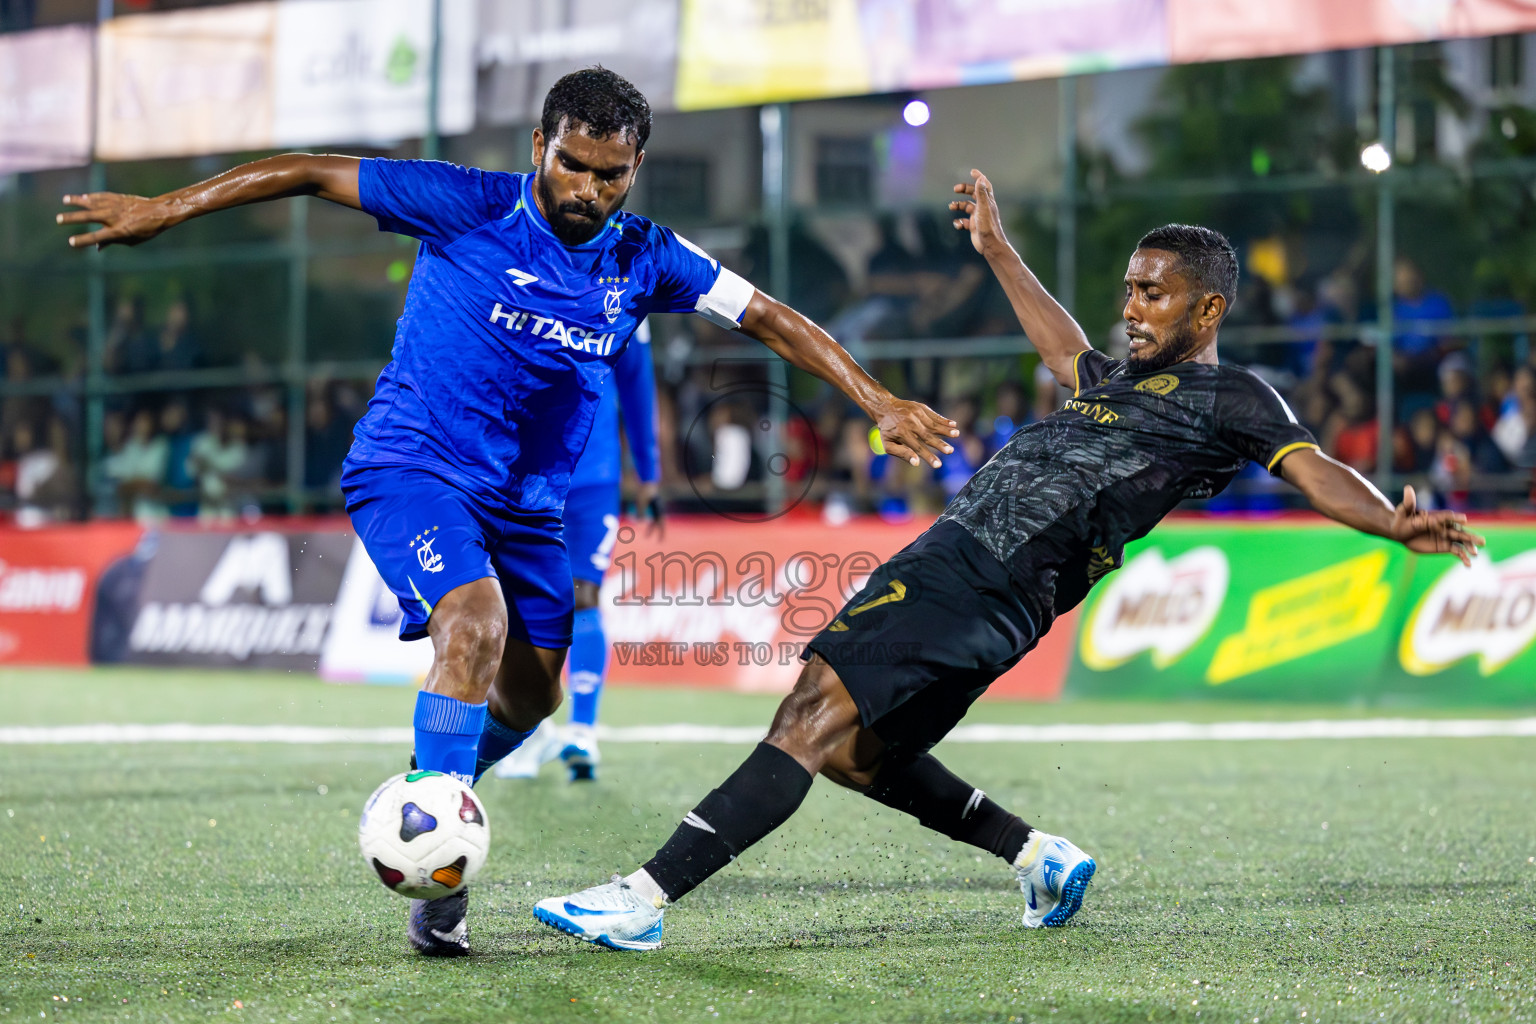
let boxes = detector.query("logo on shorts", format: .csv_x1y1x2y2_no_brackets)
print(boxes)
1134,373,1180,395
411,527,444,574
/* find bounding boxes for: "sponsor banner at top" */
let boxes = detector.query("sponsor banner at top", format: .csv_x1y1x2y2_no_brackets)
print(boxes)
96,0,474,162
675,0,1170,110
477,0,678,127
0,24,95,175
1168,0,1536,65
676,0,1536,111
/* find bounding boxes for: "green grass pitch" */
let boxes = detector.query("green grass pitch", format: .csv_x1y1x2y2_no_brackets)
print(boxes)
2,667,1535,1023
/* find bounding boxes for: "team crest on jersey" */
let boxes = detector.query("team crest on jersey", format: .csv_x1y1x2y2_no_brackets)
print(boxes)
411,526,444,573
598,275,629,324
1134,373,1180,395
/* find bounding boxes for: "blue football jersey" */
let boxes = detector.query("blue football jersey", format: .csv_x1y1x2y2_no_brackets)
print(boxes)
348,159,752,514
570,319,660,489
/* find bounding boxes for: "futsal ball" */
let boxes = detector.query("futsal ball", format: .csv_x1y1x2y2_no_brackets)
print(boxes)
358,770,490,899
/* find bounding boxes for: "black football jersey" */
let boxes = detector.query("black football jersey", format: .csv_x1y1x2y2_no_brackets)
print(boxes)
936,349,1318,621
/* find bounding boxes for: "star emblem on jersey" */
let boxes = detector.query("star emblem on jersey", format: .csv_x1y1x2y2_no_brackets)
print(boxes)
506,267,539,287
411,526,444,573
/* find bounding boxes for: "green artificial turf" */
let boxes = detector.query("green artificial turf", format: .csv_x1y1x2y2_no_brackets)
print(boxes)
2,668,1534,1023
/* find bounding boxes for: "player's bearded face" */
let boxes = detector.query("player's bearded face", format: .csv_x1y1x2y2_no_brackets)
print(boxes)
1126,314,1199,373
533,123,639,246
1123,249,1212,373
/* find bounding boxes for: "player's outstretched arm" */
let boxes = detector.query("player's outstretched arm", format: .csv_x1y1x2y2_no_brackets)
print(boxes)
951,169,1091,388
1278,448,1485,566
57,154,362,250
738,291,958,468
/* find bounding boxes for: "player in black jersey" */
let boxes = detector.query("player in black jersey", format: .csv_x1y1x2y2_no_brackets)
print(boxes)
533,170,1485,950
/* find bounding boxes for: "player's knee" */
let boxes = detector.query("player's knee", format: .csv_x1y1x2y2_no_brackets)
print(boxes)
765,658,861,771
433,600,508,668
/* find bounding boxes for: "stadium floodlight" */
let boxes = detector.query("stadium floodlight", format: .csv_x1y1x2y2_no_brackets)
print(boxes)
903,99,931,127
1360,142,1392,173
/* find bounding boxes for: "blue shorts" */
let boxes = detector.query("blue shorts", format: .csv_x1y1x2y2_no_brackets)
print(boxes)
564,482,621,586
340,462,574,648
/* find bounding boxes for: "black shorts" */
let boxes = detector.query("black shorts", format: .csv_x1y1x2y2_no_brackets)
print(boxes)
804,520,1042,757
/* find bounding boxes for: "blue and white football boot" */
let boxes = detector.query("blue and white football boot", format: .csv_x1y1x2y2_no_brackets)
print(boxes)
1015,831,1096,928
534,875,665,951
558,723,601,782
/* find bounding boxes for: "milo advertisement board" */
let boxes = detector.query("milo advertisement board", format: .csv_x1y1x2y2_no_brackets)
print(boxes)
1390,528,1536,702
1067,519,1536,704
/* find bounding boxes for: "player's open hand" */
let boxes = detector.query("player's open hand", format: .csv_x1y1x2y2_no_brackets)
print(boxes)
950,170,1009,257
873,399,958,469
57,192,178,250
1392,485,1485,566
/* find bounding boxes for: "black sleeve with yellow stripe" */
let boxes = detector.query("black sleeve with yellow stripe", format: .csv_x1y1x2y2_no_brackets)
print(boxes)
1216,367,1319,476
1070,348,1122,397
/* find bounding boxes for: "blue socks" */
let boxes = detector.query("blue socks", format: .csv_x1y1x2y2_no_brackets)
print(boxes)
474,710,535,783
412,691,485,785
568,606,606,728
414,691,535,785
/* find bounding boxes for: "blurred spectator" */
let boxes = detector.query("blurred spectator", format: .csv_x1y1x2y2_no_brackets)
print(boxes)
985,380,1025,456
1433,352,1478,426
106,295,155,376
161,401,197,517
1396,407,1441,475
1321,372,1378,474
304,386,356,491
104,408,168,522
1391,257,1456,393
1448,399,1508,479
189,410,249,522
154,298,199,373
1493,365,1536,466
14,418,78,527
934,396,984,499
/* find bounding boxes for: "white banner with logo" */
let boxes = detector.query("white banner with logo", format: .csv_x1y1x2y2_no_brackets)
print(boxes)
319,537,433,683
272,0,475,147
0,24,94,174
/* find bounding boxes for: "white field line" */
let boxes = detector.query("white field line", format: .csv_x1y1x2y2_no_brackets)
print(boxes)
1,718,1535,746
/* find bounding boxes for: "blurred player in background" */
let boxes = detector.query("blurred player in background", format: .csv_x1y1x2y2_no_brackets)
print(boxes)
532,170,1485,952
59,68,957,958
496,319,662,782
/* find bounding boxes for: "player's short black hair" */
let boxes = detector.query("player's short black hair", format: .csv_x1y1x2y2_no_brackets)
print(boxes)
1136,224,1239,309
541,67,652,151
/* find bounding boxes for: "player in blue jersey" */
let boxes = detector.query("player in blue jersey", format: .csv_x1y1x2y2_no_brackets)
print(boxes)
494,319,662,782
59,68,958,958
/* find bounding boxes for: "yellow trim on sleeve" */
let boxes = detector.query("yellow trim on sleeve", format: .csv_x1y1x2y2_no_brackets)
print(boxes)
1072,349,1087,397
1266,441,1320,473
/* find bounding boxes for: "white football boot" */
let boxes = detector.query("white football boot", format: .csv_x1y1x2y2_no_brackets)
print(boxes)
1014,830,1096,928
534,875,665,951
492,719,560,780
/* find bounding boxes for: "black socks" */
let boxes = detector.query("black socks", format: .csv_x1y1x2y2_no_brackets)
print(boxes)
643,742,814,901
865,753,1033,864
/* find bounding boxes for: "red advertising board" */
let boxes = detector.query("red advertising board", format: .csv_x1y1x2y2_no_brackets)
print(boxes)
600,515,1070,701
0,522,143,665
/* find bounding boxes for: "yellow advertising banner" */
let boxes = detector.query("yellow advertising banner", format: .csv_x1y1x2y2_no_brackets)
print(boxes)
675,0,871,111
96,3,277,162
